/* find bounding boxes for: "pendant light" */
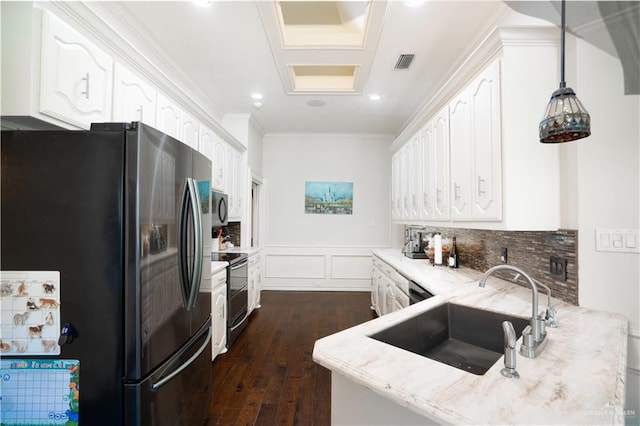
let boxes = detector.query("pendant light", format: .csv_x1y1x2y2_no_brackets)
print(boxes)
539,0,591,143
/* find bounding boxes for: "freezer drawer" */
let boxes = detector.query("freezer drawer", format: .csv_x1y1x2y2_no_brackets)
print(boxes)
124,320,212,426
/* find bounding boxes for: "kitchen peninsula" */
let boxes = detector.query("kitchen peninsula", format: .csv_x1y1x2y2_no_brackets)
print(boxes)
313,249,628,425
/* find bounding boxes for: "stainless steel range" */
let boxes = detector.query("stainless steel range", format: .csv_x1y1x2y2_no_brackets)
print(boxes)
212,252,249,347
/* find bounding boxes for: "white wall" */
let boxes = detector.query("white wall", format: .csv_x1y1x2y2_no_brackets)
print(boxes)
569,38,639,423
262,133,392,290
248,117,263,177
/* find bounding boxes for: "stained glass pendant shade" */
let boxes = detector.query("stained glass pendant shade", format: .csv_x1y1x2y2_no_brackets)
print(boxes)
539,0,591,143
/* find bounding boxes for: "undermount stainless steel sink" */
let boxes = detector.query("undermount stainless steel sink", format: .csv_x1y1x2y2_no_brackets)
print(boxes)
369,303,529,375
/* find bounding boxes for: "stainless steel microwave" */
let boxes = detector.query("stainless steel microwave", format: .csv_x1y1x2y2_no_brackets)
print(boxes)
211,191,228,227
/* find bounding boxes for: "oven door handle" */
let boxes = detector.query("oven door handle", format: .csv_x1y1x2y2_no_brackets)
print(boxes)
230,258,248,270
230,312,249,332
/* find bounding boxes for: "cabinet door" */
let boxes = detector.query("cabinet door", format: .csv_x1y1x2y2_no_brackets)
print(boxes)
421,122,435,219
181,110,200,151
155,93,182,140
198,124,215,162
248,264,256,313
212,138,226,192
40,10,113,129
227,147,244,220
384,280,395,315
212,285,227,360
432,107,450,220
408,135,422,219
470,60,502,220
398,147,409,219
112,63,157,126
449,90,472,220
391,152,402,220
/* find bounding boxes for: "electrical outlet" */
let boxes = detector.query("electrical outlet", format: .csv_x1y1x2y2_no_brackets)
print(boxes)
501,247,508,263
549,256,568,280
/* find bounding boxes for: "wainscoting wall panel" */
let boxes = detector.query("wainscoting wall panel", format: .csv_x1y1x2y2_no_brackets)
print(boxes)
263,246,387,291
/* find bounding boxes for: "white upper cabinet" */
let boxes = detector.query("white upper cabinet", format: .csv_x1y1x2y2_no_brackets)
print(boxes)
408,135,422,220
421,106,450,221
432,108,450,221
212,138,226,192
112,63,157,126
390,28,559,229
40,10,113,129
181,110,200,151
392,60,500,224
198,124,215,161
155,93,182,140
469,60,502,220
449,59,502,221
449,88,473,220
421,122,435,219
226,145,245,220
391,153,402,220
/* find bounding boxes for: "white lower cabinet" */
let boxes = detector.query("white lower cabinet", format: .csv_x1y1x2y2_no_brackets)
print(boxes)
371,257,408,316
248,252,262,314
211,269,227,361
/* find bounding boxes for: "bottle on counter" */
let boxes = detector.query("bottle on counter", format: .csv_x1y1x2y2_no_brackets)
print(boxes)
448,236,459,268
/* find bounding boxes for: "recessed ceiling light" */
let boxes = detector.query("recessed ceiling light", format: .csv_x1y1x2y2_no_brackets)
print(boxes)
194,0,213,7
253,101,263,109
405,0,426,7
306,100,326,107
251,93,263,100
368,94,382,101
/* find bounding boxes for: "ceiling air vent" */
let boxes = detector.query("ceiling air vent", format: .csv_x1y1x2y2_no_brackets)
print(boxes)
394,54,415,70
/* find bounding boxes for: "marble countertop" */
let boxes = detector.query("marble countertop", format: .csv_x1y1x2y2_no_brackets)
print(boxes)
313,249,629,425
211,261,227,275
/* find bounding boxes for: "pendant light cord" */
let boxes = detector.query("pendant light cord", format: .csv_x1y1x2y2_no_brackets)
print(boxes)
560,0,566,89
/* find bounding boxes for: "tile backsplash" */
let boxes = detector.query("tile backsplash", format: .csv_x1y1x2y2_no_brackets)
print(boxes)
418,226,579,305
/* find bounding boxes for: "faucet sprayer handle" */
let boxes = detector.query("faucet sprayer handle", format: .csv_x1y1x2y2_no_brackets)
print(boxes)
501,321,519,378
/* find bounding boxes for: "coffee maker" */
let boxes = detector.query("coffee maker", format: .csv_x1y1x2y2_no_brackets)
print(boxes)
404,225,428,259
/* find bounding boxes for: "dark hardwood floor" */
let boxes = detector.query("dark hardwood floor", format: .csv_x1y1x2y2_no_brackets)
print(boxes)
206,290,376,426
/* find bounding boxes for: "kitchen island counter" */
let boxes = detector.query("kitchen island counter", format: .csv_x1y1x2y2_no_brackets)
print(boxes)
312,249,628,425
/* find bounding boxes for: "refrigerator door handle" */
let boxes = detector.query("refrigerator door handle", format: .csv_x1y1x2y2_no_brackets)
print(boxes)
177,178,204,311
150,326,212,392
177,179,191,308
186,178,203,310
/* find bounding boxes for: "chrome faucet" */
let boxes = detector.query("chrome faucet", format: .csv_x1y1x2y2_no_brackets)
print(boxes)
513,274,558,328
478,265,548,358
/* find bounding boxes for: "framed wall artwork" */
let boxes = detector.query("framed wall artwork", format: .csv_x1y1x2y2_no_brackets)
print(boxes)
305,181,353,215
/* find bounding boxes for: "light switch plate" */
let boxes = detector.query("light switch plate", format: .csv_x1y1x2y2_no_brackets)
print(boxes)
595,229,639,253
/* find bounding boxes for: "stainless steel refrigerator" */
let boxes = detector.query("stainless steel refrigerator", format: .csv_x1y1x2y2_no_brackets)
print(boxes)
0,122,213,425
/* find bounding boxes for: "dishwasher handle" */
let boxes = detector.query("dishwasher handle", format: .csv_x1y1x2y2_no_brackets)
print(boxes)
408,281,435,305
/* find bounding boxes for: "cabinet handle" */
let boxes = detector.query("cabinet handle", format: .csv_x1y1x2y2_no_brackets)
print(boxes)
137,106,144,121
436,188,442,203
477,176,486,196
412,194,416,208
454,183,461,201
81,73,90,99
